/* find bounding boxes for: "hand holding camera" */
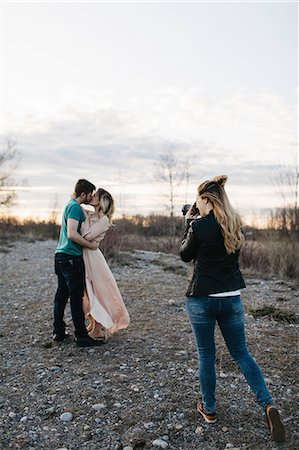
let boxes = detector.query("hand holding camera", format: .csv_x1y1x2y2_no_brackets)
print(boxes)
182,202,200,219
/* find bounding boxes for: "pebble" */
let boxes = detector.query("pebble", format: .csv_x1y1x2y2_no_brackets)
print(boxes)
8,412,16,419
60,412,73,422
46,406,56,414
168,299,176,305
92,403,105,411
152,439,168,449
20,416,28,422
57,448,68,450
195,426,204,435
143,421,155,429
113,402,122,408
222,426,228,432
162,435,169,441
220,371,229,378
187,368,195,373
130,384,140,392
50,365,61,372
174,423,183,431
88,349,95,354
123,447,134,450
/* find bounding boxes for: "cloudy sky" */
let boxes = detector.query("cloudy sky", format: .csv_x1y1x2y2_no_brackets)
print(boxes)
2,1,298,223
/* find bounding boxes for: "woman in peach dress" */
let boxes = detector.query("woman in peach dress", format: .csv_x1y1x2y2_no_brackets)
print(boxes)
81,188,130,339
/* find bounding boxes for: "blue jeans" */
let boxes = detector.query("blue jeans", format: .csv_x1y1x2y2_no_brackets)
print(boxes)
186,296,273,413
53,253,88,338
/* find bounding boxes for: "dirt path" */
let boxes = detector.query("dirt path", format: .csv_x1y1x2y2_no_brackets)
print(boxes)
1,240,298,450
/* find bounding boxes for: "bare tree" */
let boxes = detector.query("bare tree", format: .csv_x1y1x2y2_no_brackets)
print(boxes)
184,153,191,204
116,171,127,219
154,146,185,218
0,138,21,208
271,164,299,238
49,195,60,225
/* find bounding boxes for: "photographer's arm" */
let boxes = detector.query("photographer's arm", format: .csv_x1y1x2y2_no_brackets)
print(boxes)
67,218,98,250
180,222,198,262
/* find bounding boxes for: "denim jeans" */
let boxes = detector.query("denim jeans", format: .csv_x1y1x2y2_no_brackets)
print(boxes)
186,295,273,413
53,253,88,338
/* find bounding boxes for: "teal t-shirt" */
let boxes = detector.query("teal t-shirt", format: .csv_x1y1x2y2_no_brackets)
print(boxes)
56,199,86,256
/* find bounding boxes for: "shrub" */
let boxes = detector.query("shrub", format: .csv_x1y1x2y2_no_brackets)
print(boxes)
240,240,299,281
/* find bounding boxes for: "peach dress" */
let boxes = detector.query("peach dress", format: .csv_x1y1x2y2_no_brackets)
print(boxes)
81,210,130,339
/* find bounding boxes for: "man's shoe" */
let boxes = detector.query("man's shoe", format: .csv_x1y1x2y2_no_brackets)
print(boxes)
197,401,217,424
53,332,70,342
265,404,285,443
76,335,107,347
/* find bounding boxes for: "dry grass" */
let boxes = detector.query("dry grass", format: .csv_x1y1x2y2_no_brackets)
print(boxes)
240,240,299,281
1,214,298,282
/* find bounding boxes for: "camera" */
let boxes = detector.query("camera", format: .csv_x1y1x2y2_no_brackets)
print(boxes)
181,202,199,216
182,204,192,216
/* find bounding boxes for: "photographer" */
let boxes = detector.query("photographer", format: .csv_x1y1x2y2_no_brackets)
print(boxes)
180,175,285,443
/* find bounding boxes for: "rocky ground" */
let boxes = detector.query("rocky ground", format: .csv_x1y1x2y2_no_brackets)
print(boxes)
1,240,298,450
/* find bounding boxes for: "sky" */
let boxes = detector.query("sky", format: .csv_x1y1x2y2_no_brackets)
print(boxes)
1,1,298,224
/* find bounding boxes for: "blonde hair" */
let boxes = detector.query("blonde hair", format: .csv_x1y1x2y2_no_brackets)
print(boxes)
96,188,115,223
197,175,245,254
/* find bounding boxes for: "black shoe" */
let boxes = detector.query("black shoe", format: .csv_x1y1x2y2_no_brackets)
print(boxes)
53,332,70,342
265,404,286,443
75,336,107,347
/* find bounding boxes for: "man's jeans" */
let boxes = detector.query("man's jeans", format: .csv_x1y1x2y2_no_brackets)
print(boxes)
186,295,273,413
53,253,88,339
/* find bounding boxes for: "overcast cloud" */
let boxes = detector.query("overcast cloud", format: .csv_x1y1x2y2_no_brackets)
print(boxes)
2,2,297,222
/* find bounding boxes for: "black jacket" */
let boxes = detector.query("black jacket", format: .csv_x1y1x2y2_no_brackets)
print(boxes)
180,211,246,296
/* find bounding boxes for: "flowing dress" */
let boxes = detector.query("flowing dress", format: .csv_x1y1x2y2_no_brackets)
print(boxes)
81,211,130,338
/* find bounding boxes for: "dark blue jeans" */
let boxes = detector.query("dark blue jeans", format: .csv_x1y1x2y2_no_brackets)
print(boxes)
186,296,273,413
53,253,88,338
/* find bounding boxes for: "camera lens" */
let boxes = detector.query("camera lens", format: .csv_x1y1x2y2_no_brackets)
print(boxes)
182,204,191,216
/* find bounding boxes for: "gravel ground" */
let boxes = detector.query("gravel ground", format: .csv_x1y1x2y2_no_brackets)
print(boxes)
1,239,298,450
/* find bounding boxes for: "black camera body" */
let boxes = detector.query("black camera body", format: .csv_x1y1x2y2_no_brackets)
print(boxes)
182,204,192,216
181,203,199,216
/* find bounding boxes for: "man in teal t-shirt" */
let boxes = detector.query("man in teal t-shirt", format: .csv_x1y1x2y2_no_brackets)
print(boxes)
56,197,86,256
53,179,106,347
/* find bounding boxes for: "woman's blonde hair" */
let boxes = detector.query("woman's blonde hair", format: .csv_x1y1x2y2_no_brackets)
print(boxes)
96,188,115,223
197,175,245,254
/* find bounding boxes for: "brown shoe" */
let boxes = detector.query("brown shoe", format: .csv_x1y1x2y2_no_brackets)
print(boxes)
265,404,285,443
197,401,217,423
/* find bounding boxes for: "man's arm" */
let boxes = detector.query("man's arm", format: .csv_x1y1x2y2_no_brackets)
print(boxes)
67,218,98,250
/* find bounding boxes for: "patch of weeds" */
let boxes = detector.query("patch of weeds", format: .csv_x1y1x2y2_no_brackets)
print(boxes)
162,264,187,276
276,296,289,302
0,247,10,253
109,253,137,268
149,258,165,266
150,258,187,275
250,306,297,324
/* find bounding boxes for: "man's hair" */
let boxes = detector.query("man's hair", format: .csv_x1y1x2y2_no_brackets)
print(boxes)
74,179,96,196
